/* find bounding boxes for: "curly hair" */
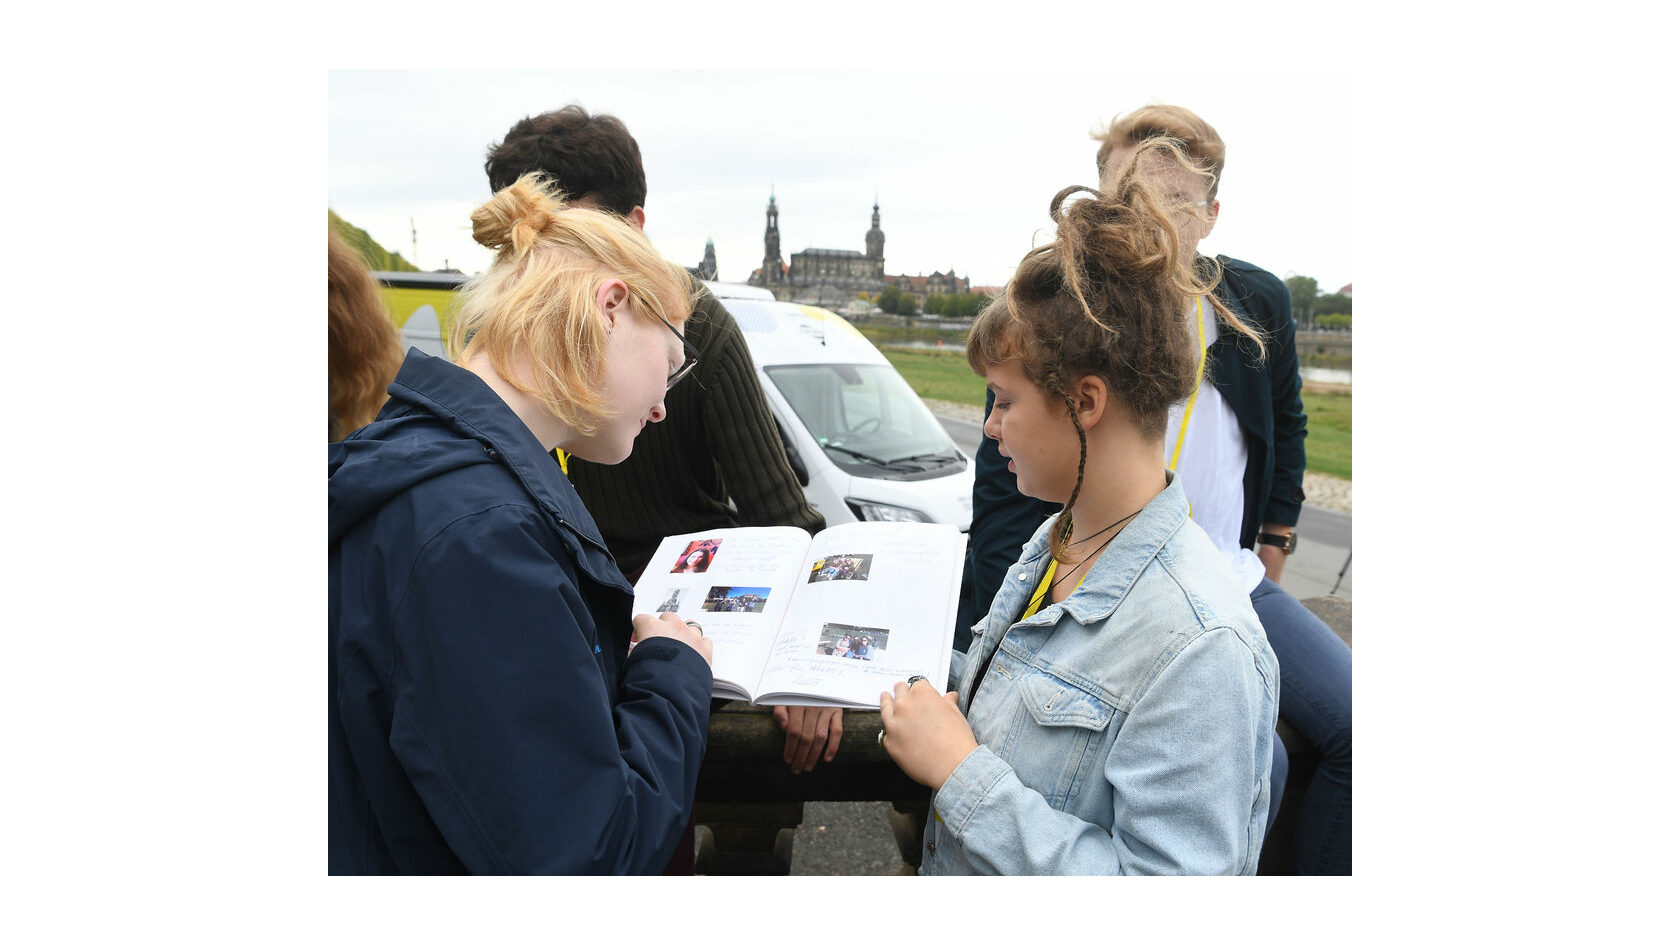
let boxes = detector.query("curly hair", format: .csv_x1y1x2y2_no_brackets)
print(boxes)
1092,103,1226,199
449,172,696,436
484,105,647,216
328,230,403,442
967,139,1263,561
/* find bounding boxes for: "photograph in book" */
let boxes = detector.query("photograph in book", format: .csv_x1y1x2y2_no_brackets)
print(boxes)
808,554,873,584
701,586,772,614
630,521,967,708
817,623,890,661
670,539,720,574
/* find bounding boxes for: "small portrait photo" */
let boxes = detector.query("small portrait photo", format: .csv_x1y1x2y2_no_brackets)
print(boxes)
655,588,684,613
807,553,874,584
815,622,891,661
670,539,721,574
700,586,772,614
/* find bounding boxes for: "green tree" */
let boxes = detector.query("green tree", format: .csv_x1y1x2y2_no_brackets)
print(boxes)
878,284,904,314
1313,292,1353,317
949,291,989,318
924,293,947,315
329,209,420,272
1285,275,1317,327
1316,313,1352,330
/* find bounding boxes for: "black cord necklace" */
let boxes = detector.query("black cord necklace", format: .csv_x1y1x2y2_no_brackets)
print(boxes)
1068,509,1142,545
1024,505,1145,615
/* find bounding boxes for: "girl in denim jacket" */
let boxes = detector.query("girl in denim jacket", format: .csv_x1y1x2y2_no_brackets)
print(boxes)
879,142,1280,874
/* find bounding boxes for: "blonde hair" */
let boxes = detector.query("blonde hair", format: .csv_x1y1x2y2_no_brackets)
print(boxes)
1092,103,1226,199
328,229,403,442
448,172,697,436
967,139,1263,562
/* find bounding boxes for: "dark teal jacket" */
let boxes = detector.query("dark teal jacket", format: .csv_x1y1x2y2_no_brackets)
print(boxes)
328,351,712,874
1202,255,1308,544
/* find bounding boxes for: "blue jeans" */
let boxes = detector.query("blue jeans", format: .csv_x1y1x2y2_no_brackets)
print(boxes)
1252,578,1353,874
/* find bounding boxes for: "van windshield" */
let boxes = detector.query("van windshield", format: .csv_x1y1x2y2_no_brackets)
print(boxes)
764,363,963,478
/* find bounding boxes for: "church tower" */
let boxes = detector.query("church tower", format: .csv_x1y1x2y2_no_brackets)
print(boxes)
696,238,718,281
758,192,784,289
864,200,885,279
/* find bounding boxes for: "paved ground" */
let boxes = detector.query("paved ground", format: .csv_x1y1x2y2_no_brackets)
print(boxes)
786,801,908,876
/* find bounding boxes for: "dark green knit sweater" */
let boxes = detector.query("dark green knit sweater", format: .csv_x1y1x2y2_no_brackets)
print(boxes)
563,280,826,578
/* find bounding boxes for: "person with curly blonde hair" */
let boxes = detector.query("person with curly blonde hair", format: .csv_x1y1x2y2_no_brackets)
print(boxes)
327,230,402,442
329,173,714,874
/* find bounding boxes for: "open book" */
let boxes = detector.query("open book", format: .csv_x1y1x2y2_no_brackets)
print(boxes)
631,521,968,708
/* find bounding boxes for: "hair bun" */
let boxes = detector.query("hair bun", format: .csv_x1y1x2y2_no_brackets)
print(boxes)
471,172,563,256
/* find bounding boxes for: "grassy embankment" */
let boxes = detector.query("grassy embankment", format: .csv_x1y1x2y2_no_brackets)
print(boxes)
880,344,1351,481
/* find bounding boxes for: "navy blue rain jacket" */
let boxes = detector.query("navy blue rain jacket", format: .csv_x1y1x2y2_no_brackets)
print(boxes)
328,350,713,874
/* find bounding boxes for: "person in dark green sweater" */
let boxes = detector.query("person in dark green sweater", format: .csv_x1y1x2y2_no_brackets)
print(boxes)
484,108,843,833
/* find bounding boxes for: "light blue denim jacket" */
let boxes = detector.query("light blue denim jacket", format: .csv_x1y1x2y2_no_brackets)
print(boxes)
926,473,1278,875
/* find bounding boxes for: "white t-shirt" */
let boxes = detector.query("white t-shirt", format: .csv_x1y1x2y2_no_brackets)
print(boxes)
1163,298,1267,593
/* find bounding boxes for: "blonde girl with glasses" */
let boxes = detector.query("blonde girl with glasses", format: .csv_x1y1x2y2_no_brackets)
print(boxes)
330,173,715,874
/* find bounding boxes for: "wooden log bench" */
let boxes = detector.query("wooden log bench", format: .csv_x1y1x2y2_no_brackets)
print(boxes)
693,595,1350,875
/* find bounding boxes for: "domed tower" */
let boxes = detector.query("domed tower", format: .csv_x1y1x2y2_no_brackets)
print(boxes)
864,199,885,279
696,238,718,281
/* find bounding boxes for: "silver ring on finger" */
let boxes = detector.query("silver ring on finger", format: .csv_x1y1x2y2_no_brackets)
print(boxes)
684,620,704,636
877,730,884,746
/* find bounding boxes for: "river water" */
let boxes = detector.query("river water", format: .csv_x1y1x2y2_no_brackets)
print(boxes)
1300,366,1352,385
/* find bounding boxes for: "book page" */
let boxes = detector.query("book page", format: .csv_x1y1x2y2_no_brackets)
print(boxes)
632,526,811,700
753,521,967,708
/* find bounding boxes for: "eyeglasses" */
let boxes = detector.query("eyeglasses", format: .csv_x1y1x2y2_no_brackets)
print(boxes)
655,311,700,389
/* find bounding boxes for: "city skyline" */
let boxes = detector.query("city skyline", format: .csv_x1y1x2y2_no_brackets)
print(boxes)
329,70,1353,295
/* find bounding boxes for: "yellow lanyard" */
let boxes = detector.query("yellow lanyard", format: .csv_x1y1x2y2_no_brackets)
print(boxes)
554,448,570,475
1022,558,1089,619
1169,296,1206,472
1166,296,1206,518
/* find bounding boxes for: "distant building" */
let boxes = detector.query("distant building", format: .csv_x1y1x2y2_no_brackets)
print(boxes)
1337,283,1352,297
748,193,968,310
688,238,718,281
884,270,970,309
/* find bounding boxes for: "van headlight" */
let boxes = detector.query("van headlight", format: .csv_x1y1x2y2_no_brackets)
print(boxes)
845,499,931,523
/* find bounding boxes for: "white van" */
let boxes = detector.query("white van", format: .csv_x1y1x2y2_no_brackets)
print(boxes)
372,272,973,531
704,282,973,531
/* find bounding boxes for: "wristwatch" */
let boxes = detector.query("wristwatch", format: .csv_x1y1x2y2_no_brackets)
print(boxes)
1257,530,1297,554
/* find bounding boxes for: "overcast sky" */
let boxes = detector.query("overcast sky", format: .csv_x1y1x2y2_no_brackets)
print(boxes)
329,69,1352,294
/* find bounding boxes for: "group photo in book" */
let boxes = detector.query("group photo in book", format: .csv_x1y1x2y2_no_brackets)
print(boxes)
632,521,966,707
808,554,873,583
701,586,772,614
817,623,890,660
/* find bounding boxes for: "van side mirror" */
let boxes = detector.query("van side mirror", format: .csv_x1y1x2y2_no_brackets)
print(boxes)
774,416,810,487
